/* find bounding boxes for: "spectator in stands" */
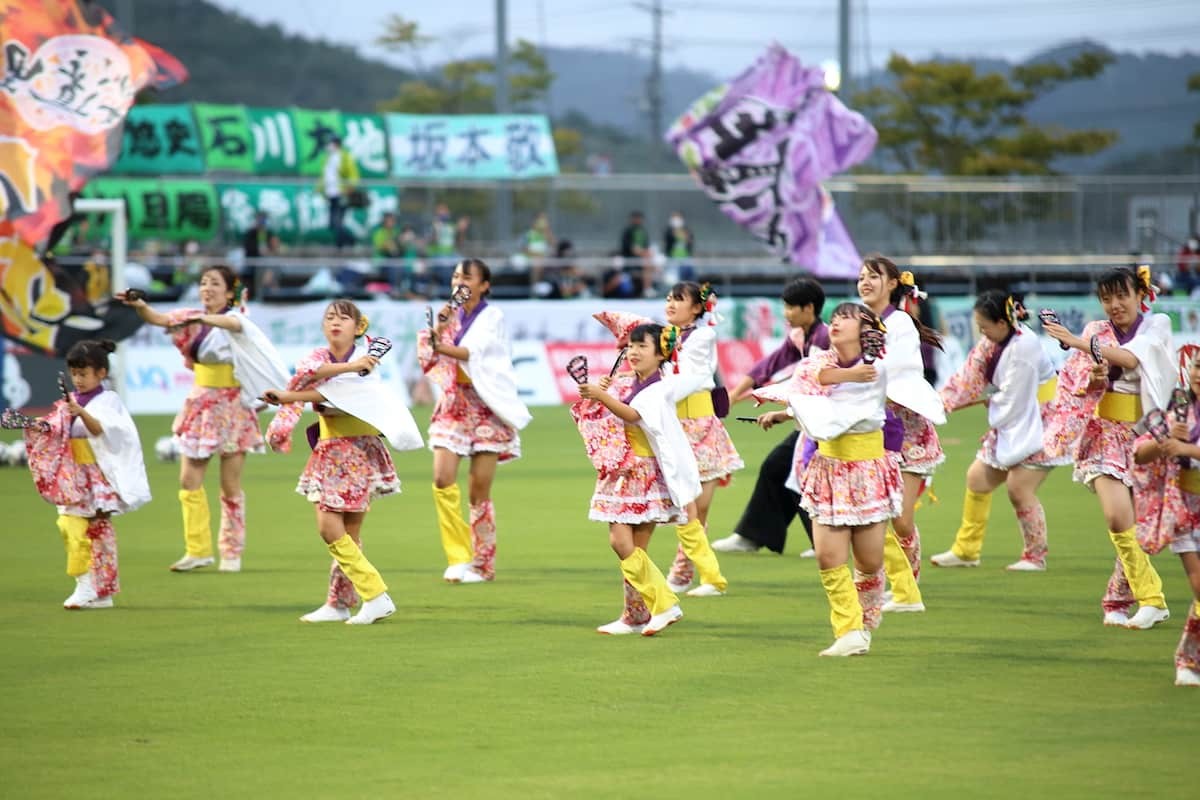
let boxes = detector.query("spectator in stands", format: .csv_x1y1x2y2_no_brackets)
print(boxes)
601,254,637,299
523,212,555,286
317,135,359,250
243,211,271,260
619,210,655,295
427,202,469,284
534,240,588,300
1177,235,1200,297
372,212,400,259
663,211,697,282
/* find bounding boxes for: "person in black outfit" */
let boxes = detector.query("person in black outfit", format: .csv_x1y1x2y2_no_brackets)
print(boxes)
712,277,828,555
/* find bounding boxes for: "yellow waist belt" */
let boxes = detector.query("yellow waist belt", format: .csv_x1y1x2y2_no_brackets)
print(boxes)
456,365,472,385
626,425,654,457
318,415,381,440
70,438,96,464
194,363,239,388
1036,376,1058,405
1180,469,1200,496
817,430,885,461
1096,392,1141,423
676,390,715,419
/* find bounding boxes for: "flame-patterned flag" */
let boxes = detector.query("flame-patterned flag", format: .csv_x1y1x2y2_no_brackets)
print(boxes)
0,0,187,246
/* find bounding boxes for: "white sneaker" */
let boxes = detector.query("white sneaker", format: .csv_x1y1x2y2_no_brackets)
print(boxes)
1176,667,1200,687
63,574,98,609
1006,559,1045,572
819,629,872,657
882,599,926,613
711,533,760,553
346,592,396,625
442,563,469,583
170,555,215,572
666,577,693,593
799,548,816,559
930,550,980,568
641,605,683,636
882,590,894,605
219,557,242,573
596,619,646,635
78,595,113,610
459,568,487,584
1103,610,1130,627
1125,605,1170,630
300,604,351,623
685,583,725,597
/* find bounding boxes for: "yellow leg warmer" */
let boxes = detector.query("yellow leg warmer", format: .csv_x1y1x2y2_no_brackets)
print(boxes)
884,526,923,605
327,534,387,602
57,515,91,577
819,565,864,638
675,519,727,591
1109,527,1166,609
432,484,472,566
619,548,678,615
951,489,993,561
178,488,213,558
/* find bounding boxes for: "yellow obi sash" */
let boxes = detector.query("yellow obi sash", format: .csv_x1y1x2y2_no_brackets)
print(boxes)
1180,469,1200,496
456,365,472,385
194,363,239,388
1096,392,1141,423
318,415,380,440
1036,376,1058,405
70,438,96,464
817,430,884,462
626,425,653,457
676,390,715,419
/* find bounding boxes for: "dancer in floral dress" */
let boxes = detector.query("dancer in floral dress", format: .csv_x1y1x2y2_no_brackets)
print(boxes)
263,300,423,624
1132,347,1200,685
856,256,946,614
577,323,699,636
3,340,150,609
658,282,740,597
934,291,1062,571
1042,265,1175,629
118,265,288,573
754,303,901,656
418,259,532,584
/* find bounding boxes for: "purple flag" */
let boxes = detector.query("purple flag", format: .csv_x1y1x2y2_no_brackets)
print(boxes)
665,44,877,278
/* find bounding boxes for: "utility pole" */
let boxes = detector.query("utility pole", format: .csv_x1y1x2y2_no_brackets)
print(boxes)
838,0,851,97
635,0,668,157
495,0,512,252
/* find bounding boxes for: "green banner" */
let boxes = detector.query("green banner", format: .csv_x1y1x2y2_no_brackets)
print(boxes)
246,107,300,175
84,179,219,242
340,113,390,179
194,103,254,173
290,108,344,177
217,182,398,244
112,104,205,174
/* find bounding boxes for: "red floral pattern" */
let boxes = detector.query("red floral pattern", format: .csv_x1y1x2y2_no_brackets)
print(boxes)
1074,417,1136,488
1177,602,1200,671
296,435,400,513
891,402,944,475
173,386,263,459
86,517,119,598
681,416,744,482
428,383,520,461
799,452,903,527
589,454,684,524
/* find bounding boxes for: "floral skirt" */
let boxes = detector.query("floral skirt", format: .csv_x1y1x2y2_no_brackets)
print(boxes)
296,435,400,513
589,455,684,525
429,384,520,462
1073,416,1135,489
1169,492,1200,554
681,415,744,482
798,452,903,527
977,429,1055,471
890,403,944,476
57,459,124,518
173,386,263,459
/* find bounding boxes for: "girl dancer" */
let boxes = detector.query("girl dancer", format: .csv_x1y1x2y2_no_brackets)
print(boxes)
263,300,423,624
3,340,150,609
756,304,901,655
1043,265,1174,629
856,256,946,613
118,266,288,573
419,259,532,584
578,323,697,636
934,291,1061,570
1133,348,1200,685
662,282,740,597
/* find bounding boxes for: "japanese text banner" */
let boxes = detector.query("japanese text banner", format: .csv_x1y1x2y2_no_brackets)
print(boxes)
112,104,204,174
385,114,558,180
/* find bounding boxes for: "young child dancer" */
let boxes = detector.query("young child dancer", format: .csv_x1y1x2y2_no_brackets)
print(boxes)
661,282,740,597
1132,348,1200,685
418,258,532,584
2,340,150,609
118,266,288,573
1043,265,1174,629
263,300,422,624
856,256,946,613
578,323,698,636
934,291,1061,571
755,303,901,655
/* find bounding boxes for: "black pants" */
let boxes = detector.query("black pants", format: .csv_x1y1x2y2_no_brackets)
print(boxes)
733,430,813,554
328,196,354,249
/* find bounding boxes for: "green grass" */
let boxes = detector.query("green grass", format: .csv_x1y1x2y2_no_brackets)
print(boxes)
0,403,1194,799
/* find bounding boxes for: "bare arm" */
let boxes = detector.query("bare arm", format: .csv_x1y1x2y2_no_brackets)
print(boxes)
819,364,877,385
262,388,325,405
728,374,756,404
193,313,242,333
66,398,103,436
579,383,641,423
312,357,378,378
115,293,172,328
431,340,469,361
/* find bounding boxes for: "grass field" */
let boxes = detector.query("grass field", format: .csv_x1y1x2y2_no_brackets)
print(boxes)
0,402,1194,799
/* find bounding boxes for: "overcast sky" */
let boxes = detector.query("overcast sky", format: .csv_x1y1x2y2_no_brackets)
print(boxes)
210,0,1198,80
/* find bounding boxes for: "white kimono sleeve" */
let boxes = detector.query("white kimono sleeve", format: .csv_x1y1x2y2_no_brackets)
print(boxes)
225,312,292,409
881,312,947,424
86,390,151,512
630,382,701,508
988,337,1044,467
1123,313,1175,414
459,305,533,430
673,327,717,396
316,347,424,452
